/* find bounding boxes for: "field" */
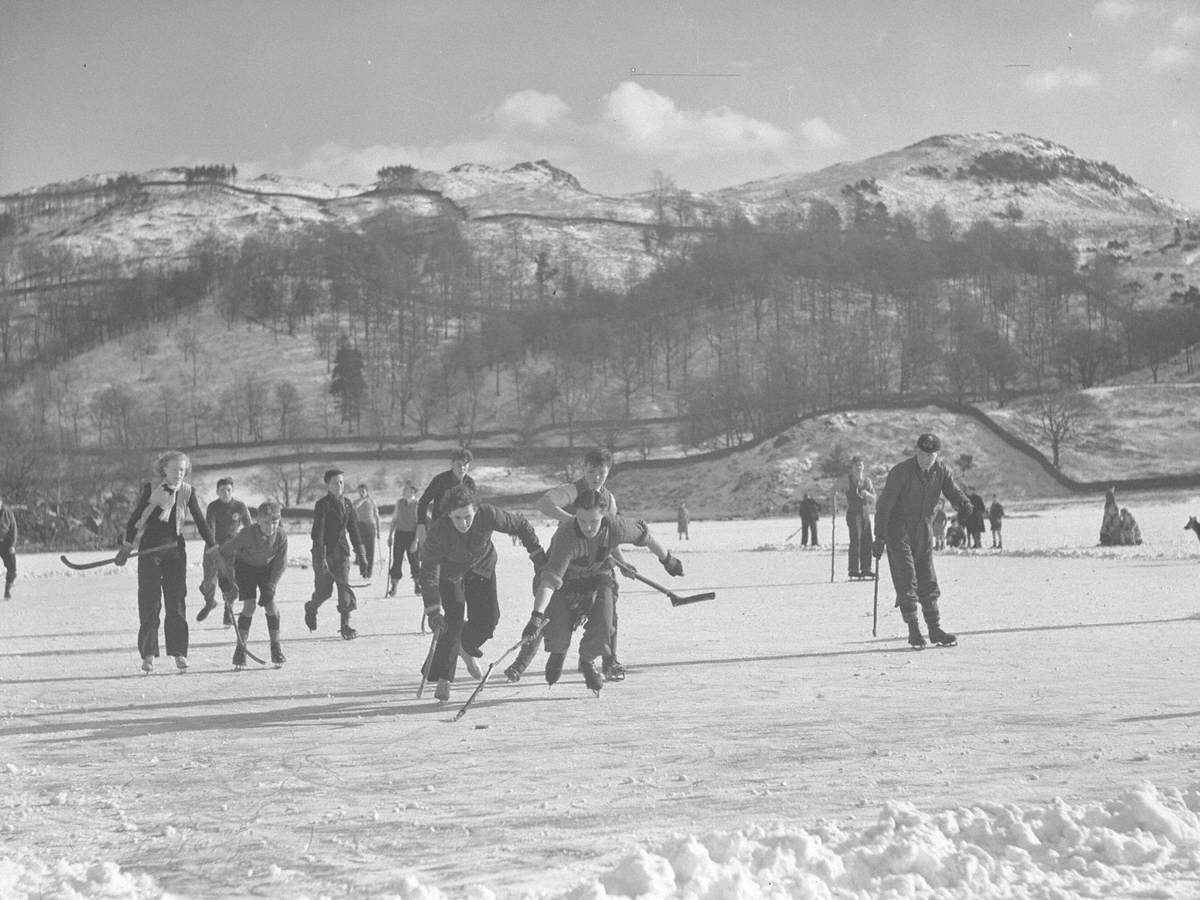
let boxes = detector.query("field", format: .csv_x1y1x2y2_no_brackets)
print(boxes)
2,494,1200,898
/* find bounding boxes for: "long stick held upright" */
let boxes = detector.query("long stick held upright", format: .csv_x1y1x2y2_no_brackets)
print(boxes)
872,564,880,637
830,490,837,583
415,627,442,699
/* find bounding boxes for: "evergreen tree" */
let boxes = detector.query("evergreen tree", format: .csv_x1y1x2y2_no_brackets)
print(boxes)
330,335,365,431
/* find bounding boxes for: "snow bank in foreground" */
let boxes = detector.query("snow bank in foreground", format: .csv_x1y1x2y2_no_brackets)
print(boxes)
0,850,173,899
570,783,1200,900
3,784,1197,899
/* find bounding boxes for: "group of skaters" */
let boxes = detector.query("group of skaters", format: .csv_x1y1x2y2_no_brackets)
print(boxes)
107,446,686,698
51,426,1040,684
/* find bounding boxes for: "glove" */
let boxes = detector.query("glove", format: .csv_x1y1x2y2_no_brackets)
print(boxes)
114,544,132,567
522,610,547,640
356,556,369,580
660,552,683,577
872,538,886,559
529,549,549,569
426,606,446,631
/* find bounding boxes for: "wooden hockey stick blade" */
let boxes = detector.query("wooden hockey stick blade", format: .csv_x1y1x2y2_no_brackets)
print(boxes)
453,620,546,721
233,629,267,666
669,591,716,607
60,542,177,571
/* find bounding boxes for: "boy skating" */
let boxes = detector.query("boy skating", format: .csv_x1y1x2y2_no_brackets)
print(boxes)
215,499,289,668
305,468,368,640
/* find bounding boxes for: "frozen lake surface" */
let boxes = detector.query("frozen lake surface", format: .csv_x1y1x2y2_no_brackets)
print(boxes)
2,495,1199,898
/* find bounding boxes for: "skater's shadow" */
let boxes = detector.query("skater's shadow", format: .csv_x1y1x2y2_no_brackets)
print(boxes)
1116,709,1200,723
1,681,548,743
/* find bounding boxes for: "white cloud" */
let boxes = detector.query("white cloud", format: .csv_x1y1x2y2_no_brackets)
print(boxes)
1172,11,1200,35
1093,0,1141,23
1021,66,1102,93
488,90,572,131
1146,44,1194,71
597,81,793,159
271,82,845,194
799,117,847,149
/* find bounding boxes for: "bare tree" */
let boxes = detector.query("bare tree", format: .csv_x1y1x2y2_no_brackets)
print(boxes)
1024,392,1094,468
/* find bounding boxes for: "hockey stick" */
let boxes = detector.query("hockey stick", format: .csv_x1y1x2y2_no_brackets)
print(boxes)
415,626,443,699
871,561,880,637
231,617,267,667
453,619,548,722
61,541,177,571
783,525,803,543
613,560,715,607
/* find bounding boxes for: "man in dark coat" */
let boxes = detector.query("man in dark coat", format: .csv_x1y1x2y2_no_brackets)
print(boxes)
873,434,973,649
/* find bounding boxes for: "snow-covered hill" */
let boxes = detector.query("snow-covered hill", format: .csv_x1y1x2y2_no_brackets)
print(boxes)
4,133,1195,291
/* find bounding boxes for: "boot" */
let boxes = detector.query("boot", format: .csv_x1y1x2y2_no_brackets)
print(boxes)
196,598,217,621
386,577,397,598
602,659,626,682
506,639,540,683
434,678,451,702
304,601,318,632
340,624,358,640
928,624,958,647
579,657,604,695
907,620,927,649
270,642,286,665
174,655,189,672
233,643,247,669
923,605,957,647
141,655,154,674
545,652,565,685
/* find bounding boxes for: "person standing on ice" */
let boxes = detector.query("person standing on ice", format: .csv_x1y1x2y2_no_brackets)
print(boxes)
215,499,289,669
513,488,683,695
845,455,876,579
117,450,216,673
419,484,546,702
0,491,18,600
872,433,973,649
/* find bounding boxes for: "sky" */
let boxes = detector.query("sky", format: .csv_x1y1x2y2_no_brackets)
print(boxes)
2,0,1199,207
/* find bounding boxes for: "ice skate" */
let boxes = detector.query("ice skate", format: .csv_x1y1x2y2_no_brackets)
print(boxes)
385,577,397,598
196,599,217,622
270,643,286,667
907,621,927,650
929,625,958,647
303,601,318,632
222,605,234,628
232,644,247,670
174,655,189,672
579,657,604,696
141,655,154,674
506,640,540,682
339,625,358,641
602,659,626,682
434,678,451,702
545,652,565,685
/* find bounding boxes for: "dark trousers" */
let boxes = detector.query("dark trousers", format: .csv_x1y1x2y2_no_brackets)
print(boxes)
427,571,500,681
137,543,188,658
543,576,615,663
389,530,418,579
311,546,355,614
801,519,818,546
846,511,874,575
358,522,376,576
883,524,941,623
1,545,15,589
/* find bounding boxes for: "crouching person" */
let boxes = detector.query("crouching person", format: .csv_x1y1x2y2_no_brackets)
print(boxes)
215,499,289,668
512,488,682,695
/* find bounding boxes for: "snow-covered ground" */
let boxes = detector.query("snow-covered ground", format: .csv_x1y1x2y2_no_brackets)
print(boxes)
2,495,1200,899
